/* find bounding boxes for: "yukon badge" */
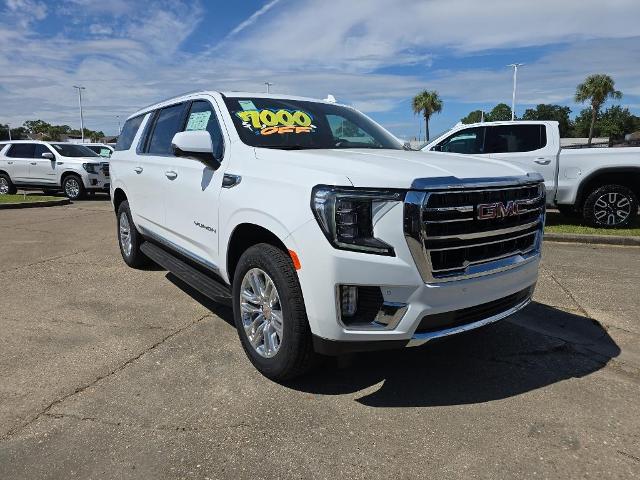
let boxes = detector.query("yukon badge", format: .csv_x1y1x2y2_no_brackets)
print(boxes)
194,221,216,233
477,200,524,220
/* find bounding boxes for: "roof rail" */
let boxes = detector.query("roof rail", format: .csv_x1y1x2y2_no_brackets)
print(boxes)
136,90,208,112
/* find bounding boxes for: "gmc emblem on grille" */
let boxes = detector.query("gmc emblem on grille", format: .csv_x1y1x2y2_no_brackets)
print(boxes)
477,201,524,220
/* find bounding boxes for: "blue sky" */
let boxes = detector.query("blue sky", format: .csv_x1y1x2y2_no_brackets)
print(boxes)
1,0,639,138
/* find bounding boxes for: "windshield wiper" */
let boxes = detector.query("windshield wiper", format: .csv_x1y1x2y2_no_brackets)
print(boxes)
262,145,309,150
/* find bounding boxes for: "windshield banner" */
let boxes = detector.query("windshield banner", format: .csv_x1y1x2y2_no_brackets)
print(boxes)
235,109,316,136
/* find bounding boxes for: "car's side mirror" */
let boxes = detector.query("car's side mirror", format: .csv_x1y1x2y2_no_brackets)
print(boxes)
42,152,55,160
171,131,220,169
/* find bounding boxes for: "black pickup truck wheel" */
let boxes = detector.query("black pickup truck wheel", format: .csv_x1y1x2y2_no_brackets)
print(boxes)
583,184,638,228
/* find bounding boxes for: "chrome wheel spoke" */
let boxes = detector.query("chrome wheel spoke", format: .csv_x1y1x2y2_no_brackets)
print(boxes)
239,268,283,358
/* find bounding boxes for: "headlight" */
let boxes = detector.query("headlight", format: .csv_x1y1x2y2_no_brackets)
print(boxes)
82,163,98,174
311,186,404,255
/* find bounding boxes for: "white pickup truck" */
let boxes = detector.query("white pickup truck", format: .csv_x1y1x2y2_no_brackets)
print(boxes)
423,121,640,227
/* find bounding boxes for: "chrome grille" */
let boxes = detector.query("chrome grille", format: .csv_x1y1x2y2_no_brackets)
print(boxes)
101,162,110,177
404,175,545,283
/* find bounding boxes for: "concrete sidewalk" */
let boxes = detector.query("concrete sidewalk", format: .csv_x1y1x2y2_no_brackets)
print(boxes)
0,200,639,479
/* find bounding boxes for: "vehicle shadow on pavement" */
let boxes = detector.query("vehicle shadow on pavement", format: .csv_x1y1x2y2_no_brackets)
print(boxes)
287,302,621,408
163,277,621,407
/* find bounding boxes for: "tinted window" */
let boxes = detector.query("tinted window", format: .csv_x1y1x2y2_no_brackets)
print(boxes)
437,127,485,154
115,115,144,151
147,103,186,155
484,125,546,154
7,143,36,158
34,144,52,158
50,144,99,157
184,100,224,159
222,96,401,150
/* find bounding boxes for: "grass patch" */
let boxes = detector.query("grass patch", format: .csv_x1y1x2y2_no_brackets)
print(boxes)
0,194,61,204
545,211,640,237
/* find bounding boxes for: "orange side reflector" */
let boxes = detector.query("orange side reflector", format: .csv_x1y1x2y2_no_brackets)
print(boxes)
288,249,301,270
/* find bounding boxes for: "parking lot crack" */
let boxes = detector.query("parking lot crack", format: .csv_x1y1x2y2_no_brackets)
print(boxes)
0,313,213,442
540,264,593,320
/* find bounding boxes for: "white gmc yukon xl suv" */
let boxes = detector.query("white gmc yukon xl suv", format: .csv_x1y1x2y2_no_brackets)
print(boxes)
111,91,545,380
0,141,110,199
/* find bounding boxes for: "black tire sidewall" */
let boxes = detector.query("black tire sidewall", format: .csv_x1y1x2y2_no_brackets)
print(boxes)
232,244,313,380
117,201,147,268
583,184,638,228
63,175,85,200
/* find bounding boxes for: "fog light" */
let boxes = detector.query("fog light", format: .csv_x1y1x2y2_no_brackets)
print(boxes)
340,285,358,318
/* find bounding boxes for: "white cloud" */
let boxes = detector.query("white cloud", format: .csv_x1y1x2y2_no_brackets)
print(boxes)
224,0,281,40
1,0,639,136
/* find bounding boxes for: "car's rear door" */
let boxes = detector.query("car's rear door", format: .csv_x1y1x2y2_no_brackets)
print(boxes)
133,102,188,237
5,143,34,183
480,124,558,193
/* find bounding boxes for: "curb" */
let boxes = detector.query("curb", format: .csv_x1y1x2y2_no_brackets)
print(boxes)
544,232,640,246
0,198,71,210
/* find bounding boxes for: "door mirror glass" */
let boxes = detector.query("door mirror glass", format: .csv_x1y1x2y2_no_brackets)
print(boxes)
42,152,55,160
171,131,219,169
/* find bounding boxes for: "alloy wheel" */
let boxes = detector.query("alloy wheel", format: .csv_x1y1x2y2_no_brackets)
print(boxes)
593,192,632,226
0,177,9,195
119,211,133,257
240,268,284,358
64,178,80,198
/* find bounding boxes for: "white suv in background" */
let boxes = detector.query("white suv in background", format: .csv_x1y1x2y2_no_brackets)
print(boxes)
0,141,110,199
111,91,544,380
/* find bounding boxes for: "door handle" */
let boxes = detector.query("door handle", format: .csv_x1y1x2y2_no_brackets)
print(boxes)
134,167,143,174
7,161,13,164
165,170,178,180
534,158,551,165
30,162,37,165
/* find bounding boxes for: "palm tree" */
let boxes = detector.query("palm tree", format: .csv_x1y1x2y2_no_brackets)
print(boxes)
412,90,443,141
575,74,622,145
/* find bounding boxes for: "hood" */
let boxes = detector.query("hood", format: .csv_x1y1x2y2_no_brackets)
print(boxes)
254,148,528,189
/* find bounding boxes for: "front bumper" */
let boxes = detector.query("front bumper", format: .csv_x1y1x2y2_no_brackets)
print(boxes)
287,202,540,352
85,173,110,190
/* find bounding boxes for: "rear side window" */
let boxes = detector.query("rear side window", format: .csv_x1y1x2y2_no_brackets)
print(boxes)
147,103,186,155
115,115,144,151
7,143,36,158
484,125,546,154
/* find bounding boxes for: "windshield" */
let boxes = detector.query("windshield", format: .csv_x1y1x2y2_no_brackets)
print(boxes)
223,97,402,150
50,143,100,157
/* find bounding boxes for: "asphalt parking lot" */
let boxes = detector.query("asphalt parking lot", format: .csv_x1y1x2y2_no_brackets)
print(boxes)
1,198,639,479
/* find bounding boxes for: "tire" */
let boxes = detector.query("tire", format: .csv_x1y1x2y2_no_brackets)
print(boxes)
117,200,149,268
0,173,17,195
556,204,580,218
62,174,85,200
232,243,316,381
583,184,638,228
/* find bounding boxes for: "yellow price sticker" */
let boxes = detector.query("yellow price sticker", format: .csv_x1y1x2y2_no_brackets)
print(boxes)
236,109,313,133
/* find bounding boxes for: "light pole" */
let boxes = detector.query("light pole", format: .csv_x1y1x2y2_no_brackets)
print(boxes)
73,85,86,142
507,63,524,121
116,115,121,135
7,123,11,141
264,82,273,93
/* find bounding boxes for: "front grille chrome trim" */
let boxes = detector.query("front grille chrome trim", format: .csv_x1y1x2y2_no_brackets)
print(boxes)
404,174,545,283
425,219,541,241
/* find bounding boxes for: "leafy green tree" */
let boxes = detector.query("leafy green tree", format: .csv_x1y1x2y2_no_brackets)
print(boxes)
572,108,598,138
575,74,622,145
0,124,29,140
485,103,513,122
522,104,572,137
461,110,484,124
412,90,443,141
598,106,640,138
